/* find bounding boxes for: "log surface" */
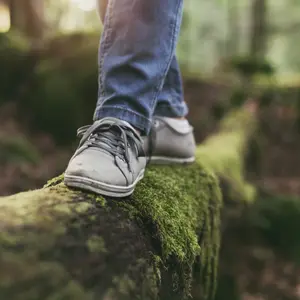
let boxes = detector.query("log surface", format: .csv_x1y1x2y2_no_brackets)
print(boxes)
0,165,221,300
0,109,256,300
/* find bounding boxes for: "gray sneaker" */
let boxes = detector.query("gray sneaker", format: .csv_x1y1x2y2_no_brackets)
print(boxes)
64,118,146,197
143,117,196,164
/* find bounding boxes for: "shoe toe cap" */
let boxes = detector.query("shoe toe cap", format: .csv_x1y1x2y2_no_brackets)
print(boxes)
65,149,128,187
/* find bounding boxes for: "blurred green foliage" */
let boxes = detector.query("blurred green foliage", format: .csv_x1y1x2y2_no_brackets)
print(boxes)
0,134,40,165
249,193,300,263
229,56,275,78
0,32,32,101
1,24,300,300
21,33,99,144
0,32,100,144
0,31,300,146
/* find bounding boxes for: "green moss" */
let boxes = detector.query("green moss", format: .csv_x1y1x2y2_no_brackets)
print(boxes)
197,109,257,203
152,255,162,284
87,236,107,254
0,257,94,300
20,33,99,144
103,260,158,299
95,196,106,206
0,162,221,300
0,184,159,299
44,174,65,188
112,274,136,294
117,163,222,299
0,32,32,102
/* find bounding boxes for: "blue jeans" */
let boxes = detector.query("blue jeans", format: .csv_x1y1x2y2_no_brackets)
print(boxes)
94,0,188,135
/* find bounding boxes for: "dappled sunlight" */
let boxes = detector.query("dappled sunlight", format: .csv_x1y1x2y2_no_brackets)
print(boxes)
70,0,96,11
44,0,100,32
0,3,10,32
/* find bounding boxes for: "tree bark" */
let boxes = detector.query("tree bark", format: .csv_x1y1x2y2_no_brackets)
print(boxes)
226,1,240,56
250,0,267,59
0,109,256,300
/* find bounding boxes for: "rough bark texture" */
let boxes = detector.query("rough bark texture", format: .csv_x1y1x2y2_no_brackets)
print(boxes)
0,109,256,300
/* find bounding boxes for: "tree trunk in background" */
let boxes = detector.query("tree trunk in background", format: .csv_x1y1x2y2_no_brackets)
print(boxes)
8,0,45,43
226,1,240,57
250,0,267,59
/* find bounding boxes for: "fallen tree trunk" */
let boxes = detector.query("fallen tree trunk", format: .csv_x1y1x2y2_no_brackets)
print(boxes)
0,108,256,300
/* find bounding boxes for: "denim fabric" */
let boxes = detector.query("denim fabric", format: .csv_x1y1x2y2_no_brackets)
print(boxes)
154,55,188,119
94,0,187,134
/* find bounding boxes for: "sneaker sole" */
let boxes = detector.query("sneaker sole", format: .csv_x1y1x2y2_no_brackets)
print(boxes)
147,156,195,165
64,169,145,198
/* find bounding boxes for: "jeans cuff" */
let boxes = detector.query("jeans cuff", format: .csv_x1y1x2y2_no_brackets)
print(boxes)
94,105,152,135
154,102,188,118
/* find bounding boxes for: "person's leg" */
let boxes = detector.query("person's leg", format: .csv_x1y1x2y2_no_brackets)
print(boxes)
94,0,195,164
144,55,196,163
154,55,188,118
96,0,188,119
65,0,185,197
93,0,184,135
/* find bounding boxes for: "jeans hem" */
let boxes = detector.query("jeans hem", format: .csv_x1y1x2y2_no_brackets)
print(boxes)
154,103,188,118
94,105,152,135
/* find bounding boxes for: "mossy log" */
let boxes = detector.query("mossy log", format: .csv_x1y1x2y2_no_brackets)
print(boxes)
0,109,256,300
